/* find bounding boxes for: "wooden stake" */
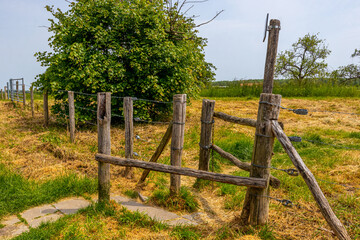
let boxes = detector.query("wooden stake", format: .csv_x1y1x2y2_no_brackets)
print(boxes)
123,97,134,178
241,93,281,225
198,99,215,172
97,92,111,203
4,86,7,100
30,87,34,117
68,91,75,143
1,89,3,100
263,19,281,94
170,94,187,195
271,121,351,240
22,84,26,108
43,92,49,127
211,144,280,188
96,154,267,188
137,121,173,186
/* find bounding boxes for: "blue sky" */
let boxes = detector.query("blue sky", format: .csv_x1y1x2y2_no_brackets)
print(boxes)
0,0,359,88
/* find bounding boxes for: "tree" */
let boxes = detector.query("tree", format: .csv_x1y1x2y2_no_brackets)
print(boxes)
35,0,216,122
275,33,331,85
331,49,360,85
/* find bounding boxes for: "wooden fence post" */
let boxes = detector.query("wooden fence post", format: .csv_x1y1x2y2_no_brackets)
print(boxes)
170,94,187,195
16,81,19,102
1,89,3,100
22,84,26,108
123,97,134,178
263,19,280,94
68,91,75,143
198,99,215,172
4,86,7,100
240,93,281,225
43,92,49,127
30,87,34,117
97,92,111,203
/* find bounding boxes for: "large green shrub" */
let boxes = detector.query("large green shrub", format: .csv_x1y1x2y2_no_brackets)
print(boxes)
35,0,215,122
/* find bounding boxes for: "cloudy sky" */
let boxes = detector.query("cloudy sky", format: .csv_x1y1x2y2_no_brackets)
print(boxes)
0,0,359,88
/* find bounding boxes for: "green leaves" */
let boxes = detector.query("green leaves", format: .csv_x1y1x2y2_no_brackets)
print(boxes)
35,0,215,122
275,33,331,85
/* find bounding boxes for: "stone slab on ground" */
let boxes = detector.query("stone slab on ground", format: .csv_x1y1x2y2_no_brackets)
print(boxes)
21,204,57,223
0,223,29,239
53,198,91,215
121,199,179,221
28,212,63,228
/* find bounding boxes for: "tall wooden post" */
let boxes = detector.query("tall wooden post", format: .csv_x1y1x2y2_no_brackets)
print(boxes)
22,84,26,108
68,91,75,143
198,99,215,172
170,94,187,195
30,87,34,117
16,81,19,101
1,89,3,100
97,92,111,203
4,86,8,100
240,93,281,225
123,97,134,178
43,92,49,127
263,19,281,94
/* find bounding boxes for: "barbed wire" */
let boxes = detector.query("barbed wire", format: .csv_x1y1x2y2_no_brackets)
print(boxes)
289,136,360,150
251,163,299,176
74,105,97,113
259,101,360,116
133,97,172,104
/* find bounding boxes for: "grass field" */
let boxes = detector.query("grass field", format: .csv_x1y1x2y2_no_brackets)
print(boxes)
0,95,359,239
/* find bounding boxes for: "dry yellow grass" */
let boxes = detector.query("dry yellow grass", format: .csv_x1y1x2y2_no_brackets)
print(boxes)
0,97,359,239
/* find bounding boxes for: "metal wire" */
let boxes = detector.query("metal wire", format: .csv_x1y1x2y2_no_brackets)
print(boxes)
290,136,360,151
317,178,360,191
255,195,294,207
251,164,299,176
74,105,97,113
133,97,172,104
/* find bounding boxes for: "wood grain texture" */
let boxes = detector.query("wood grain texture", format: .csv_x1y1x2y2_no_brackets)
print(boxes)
271,120,351,240
199,99,215,172
213,112,256,127
137,121,173,185
97,92,111,203
211,144,280,188
96,154,267,188
241,93,281,225
263,19,281,94
123,97,134,178
170,94,187,195
68,91,75,143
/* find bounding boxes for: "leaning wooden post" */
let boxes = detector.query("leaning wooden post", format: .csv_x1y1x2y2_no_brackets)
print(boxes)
263,19,280,94
122,97,134,178
240,93,281,225
198,99,215,172
97,92,111,203
271,121,351,240
68,91,75,143
43,91,49,127
170,94,187,195
30,87,34,117
22,84,26,108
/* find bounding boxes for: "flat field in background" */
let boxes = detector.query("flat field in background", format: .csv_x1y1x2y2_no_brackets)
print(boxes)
0,95,359,239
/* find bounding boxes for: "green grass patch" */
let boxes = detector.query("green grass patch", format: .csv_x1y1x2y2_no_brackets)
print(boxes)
170,225,200,240
0,163,97,220
123,189,138,199
151,186,199,213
